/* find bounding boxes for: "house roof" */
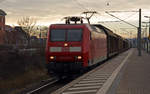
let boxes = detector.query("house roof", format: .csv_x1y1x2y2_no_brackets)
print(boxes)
5,25,14,32
0,9,7,16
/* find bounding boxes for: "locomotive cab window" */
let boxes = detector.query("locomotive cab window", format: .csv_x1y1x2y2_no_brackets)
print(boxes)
50,29,66,41
50,29,82,42
67,29,82,41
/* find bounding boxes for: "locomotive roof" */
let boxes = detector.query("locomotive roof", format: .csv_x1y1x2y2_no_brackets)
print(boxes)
50,24,125,39
51,24,88,25
93,24,117,37
93,24,127,40
0,9,7,16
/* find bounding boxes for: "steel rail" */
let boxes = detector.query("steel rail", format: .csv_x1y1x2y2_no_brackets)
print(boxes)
26,78,59,94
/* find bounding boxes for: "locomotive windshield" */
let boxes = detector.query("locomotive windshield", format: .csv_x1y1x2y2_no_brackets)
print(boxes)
50,29,66,41
50,29,82,42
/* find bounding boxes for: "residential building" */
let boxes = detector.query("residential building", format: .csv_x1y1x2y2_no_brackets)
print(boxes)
0,9,6,44
5,26,28,46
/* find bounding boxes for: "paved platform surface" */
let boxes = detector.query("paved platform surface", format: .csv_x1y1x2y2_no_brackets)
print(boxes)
116,48,150,94
52,49,150,94
52,49,132,94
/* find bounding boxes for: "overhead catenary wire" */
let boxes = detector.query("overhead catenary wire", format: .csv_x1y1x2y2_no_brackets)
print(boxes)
93,12,120,33
107,10,138,13
118,12,139,21
105,11,138,28
65,0,138,37
72,0,89,11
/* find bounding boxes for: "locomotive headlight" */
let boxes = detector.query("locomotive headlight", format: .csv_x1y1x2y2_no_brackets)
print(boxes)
50,56,55,60
64,43,68,47
77,56,82,59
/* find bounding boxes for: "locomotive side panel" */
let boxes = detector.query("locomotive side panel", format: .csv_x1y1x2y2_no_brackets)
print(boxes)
88,26,107,66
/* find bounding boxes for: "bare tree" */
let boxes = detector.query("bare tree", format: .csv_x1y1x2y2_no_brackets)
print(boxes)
17,17,37,45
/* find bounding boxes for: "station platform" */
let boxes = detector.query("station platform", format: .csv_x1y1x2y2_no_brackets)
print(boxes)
51,48,150,94
116,49,150,94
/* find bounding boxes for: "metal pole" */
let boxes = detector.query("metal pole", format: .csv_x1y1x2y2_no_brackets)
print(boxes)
148,19,150,53
145,24,149,52
149,18,150,38
138,9,142,56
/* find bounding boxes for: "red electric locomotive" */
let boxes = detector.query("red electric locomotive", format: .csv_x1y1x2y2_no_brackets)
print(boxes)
45,17,129,76
45,24,107,76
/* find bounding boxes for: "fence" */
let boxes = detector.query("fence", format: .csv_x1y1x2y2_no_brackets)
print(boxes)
0,38,47,56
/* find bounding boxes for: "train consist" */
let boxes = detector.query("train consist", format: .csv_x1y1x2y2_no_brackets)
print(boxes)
45,18,129,76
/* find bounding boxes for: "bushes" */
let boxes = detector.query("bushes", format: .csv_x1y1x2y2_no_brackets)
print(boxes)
0,48,48,94
0,49,46,79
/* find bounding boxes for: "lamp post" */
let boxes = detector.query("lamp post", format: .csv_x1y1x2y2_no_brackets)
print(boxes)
142,22,148,51
138,9,141,56
144,16,150,38
142,22,148,37
144,16,150,52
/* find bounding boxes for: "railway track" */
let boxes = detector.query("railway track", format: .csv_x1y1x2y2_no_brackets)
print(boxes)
23,53,121,94
23,60,106,94
24,75,76,94
26,78,59,94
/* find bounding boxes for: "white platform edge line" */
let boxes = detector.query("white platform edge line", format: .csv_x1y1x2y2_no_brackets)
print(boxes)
62,89,97,94
96,49,133,94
